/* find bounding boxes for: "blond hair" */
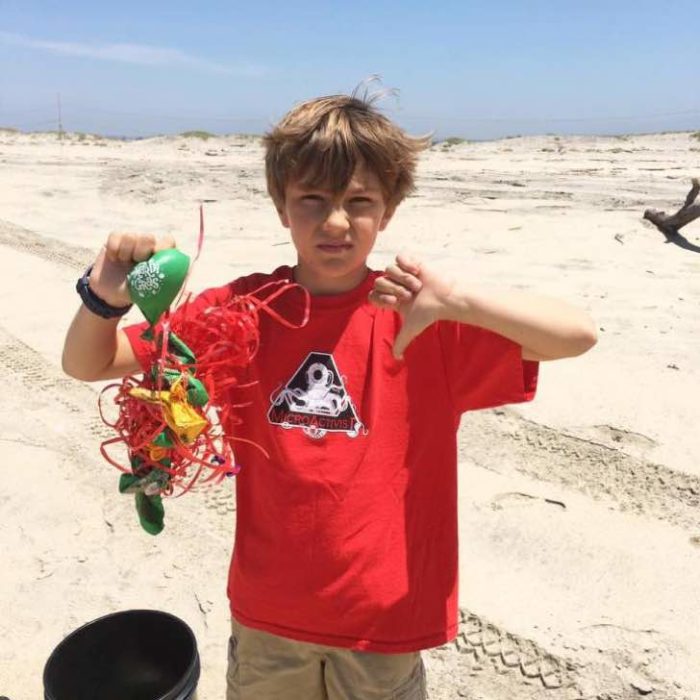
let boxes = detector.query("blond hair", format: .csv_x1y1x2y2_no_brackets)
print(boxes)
264,91,430,210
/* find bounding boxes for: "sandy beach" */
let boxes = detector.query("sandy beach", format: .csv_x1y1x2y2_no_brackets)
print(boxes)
1,128,699,699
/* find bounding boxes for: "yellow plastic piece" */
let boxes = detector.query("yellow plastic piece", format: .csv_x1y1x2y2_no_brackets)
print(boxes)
148,445,170,462
130,377,208,444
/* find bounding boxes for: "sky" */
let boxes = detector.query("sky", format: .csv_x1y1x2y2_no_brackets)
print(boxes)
1,0,699,139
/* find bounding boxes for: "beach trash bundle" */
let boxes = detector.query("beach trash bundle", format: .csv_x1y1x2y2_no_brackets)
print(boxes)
43,609,200,700
99,236,308,534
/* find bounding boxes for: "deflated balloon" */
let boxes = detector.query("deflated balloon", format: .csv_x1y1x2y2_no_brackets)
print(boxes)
127,248,190,324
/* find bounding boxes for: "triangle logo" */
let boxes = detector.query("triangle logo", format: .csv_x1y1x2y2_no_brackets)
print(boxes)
268,352,364,440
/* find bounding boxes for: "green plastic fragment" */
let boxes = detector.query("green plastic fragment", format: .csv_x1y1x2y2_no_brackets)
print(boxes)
185,376,208,406
167,332,196,366
119,466,170,495
153,431,174,447
159,368,209,406
135,492,165,535
119,473,141,494
159,368,178,385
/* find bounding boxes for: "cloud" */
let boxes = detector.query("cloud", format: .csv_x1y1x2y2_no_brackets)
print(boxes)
0,31,265,76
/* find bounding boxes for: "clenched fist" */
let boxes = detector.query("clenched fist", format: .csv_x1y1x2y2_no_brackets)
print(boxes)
369,254,455,359
89,232,176,306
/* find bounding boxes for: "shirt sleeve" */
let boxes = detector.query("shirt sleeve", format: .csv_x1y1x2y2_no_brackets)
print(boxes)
437,320,539,414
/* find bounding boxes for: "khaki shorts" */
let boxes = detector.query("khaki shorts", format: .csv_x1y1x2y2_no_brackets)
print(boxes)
226,618,427,700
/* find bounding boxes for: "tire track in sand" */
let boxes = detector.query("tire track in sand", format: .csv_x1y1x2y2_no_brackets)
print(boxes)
459,409,700,531
0,218,93,271
0,325,111,447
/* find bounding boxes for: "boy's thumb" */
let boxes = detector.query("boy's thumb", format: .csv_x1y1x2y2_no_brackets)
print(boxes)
392,335,407,360
392,319,417,360
393,311,434,360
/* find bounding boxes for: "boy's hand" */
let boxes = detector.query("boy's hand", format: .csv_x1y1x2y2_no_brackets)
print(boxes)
369,255,454,359
89,232,176,306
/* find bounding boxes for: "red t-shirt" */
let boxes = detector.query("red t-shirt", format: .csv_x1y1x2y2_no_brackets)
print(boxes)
124,266,538,652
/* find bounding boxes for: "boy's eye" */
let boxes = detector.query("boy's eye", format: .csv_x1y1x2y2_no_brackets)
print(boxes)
349,197,374,205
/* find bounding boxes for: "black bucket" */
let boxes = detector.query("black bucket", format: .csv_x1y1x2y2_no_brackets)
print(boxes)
43,609,200,700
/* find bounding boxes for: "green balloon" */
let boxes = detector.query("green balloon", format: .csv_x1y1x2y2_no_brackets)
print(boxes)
135,492,165,535
127,248,190,324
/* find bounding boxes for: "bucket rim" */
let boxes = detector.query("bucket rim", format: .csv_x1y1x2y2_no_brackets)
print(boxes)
43,608,200,700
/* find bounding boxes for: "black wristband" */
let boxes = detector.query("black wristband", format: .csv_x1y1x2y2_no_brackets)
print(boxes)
76,265,133,319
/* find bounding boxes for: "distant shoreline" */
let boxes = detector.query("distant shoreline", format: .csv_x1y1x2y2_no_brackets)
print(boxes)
0,127,261,142
1,126,699,145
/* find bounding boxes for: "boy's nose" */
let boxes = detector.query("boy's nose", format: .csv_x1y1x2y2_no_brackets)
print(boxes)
322,206,350,233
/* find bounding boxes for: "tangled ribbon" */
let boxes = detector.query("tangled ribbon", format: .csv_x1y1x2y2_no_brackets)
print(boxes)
98,208,309,533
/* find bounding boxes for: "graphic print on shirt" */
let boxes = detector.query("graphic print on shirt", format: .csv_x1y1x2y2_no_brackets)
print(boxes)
268,352,364,440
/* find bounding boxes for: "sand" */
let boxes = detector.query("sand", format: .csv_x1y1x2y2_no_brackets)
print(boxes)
0,128,698,699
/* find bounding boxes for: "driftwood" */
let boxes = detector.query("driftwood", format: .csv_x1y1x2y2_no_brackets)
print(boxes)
644,178,700,240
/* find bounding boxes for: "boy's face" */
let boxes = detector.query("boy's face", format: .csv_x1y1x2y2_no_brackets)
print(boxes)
277,164,394,295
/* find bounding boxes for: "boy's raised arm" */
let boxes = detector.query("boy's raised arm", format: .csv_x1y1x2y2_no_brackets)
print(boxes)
369,254,598,361
62,307,139,381
439,287,598,362
62,232,175,381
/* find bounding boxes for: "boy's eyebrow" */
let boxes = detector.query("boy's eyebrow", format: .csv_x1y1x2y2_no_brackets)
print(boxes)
293,182,382,195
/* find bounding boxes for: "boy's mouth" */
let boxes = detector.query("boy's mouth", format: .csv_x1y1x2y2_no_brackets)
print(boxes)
317,243,353,253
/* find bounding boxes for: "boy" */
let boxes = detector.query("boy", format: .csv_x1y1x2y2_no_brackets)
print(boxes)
63,92,597,699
